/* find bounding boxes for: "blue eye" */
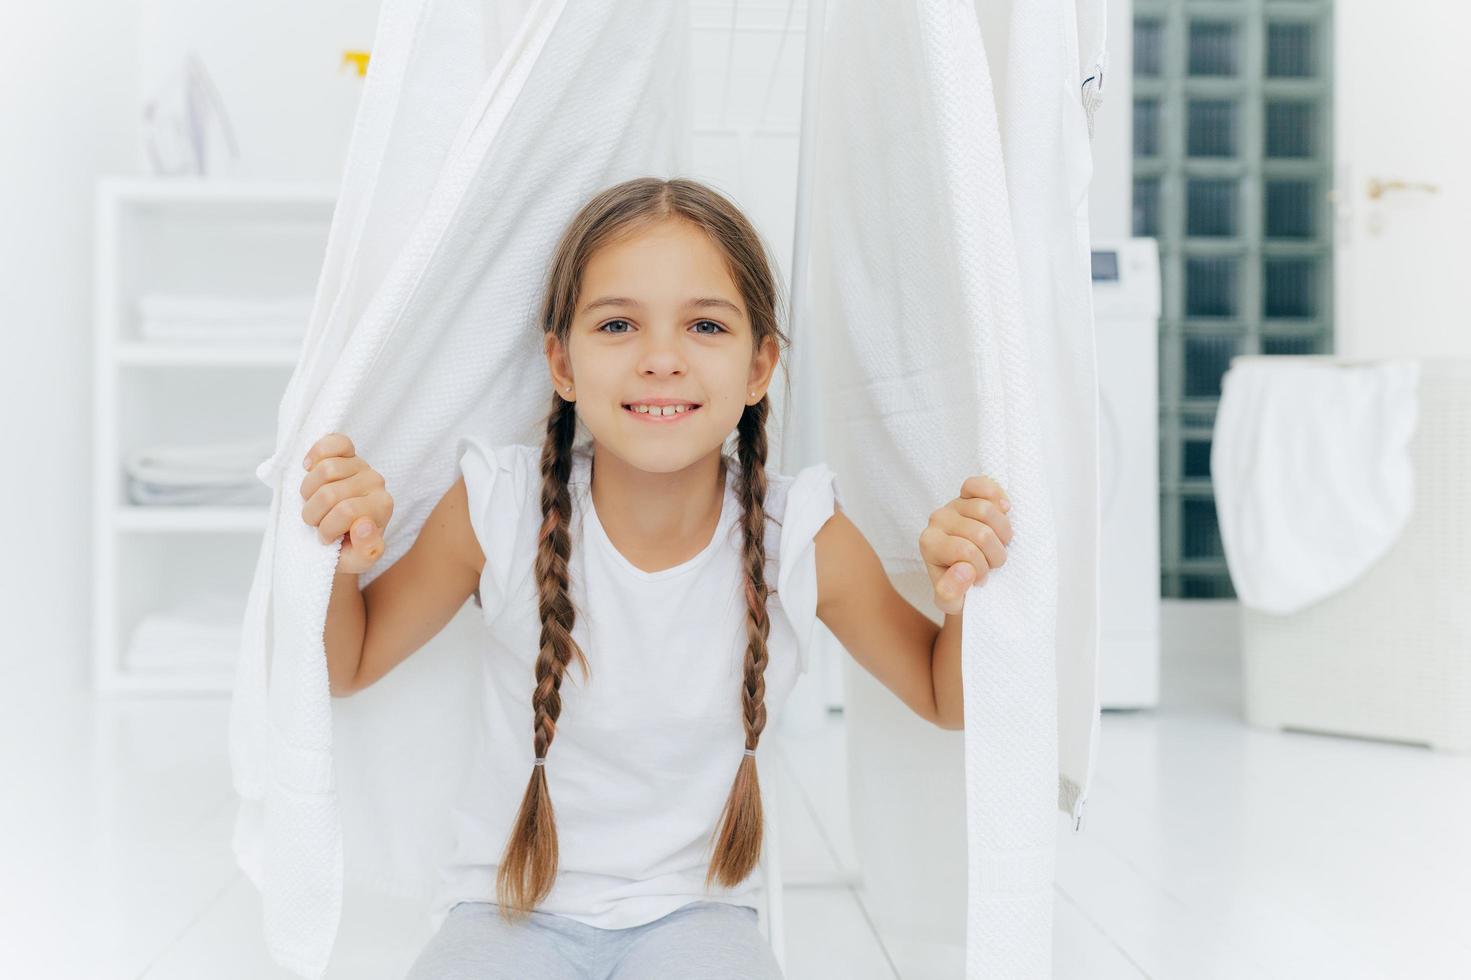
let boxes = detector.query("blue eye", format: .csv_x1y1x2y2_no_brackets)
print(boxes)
595,319,727,335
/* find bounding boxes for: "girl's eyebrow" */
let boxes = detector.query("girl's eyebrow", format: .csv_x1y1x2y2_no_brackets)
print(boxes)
580,296,742,315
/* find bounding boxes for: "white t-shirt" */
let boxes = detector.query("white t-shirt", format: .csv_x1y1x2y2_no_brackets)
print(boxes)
429,437,844,932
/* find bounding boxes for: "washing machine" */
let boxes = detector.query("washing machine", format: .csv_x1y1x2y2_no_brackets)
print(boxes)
1092,238,1162,709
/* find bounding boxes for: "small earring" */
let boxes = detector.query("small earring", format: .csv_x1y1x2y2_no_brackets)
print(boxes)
565,385,572,391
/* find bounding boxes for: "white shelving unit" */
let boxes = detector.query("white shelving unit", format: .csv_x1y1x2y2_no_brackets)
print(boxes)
92,176,336,693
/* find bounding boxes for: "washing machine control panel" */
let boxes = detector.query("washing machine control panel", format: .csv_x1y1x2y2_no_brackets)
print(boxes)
1090,238,1161,321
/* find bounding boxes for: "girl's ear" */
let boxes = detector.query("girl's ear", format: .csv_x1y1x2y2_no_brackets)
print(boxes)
545,333,573,392
748,335,779,395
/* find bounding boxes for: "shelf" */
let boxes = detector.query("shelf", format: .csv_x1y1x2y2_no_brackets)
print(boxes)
94,176,324,695
106,670,236,695
98,175,339,206
114,505,270,533
116,341,302,367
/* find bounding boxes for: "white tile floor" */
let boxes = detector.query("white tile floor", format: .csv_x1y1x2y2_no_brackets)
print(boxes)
6,602,1470,979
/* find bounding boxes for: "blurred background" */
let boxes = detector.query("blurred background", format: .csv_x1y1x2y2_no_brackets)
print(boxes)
2,0,1467,978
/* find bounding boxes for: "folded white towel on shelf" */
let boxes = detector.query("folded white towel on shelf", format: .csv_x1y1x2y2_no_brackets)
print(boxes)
124,437,277,506
124,437,278,486
1212,356,1422,614
126,594,245,671
138,320,308,343
127,480,272,507
136,292,314,342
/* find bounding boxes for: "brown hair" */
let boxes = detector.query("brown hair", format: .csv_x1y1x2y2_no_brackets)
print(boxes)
494,177,792,921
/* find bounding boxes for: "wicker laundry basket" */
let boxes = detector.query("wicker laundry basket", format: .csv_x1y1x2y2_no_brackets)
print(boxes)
1239,357,1471,753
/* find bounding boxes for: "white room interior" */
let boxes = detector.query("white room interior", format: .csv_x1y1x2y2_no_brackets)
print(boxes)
3,1,1468,978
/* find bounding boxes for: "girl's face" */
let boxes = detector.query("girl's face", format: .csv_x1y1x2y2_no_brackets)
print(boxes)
547,217,777,474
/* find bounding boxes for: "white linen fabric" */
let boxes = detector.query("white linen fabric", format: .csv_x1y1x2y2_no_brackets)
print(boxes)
798,0,1103,974
995,0,1107,841
1212,358,1422,614
227,2,1103,977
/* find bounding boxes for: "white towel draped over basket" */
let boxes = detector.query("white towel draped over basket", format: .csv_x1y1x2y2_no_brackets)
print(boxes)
227,2,1105,977
1212,356,1422,615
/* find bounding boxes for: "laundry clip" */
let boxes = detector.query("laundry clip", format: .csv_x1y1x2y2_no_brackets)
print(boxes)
1080,59,1106,141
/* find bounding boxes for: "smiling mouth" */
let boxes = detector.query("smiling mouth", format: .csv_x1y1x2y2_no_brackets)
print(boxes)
622,403,702,419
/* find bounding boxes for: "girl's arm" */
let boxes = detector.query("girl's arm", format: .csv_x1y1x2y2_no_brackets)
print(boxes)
930,613,964,728
814,476,1011,730
327,477,485,695
814,510,953,728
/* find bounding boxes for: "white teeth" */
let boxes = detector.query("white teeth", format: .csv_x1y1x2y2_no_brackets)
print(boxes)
629,403,694,416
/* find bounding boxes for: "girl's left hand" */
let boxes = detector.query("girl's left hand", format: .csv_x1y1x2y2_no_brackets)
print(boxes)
920,475,1014,615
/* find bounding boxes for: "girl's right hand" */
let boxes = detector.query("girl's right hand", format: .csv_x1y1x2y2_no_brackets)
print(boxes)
300,432,395,575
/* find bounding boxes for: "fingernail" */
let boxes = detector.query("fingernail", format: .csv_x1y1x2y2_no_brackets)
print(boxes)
303,455,311,470
1000,498,1011,512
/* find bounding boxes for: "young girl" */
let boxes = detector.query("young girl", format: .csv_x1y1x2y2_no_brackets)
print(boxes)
298,177,1013,979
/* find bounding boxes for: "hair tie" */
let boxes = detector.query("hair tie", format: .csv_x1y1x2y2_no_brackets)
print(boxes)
743,748,756,758
534,757,546,767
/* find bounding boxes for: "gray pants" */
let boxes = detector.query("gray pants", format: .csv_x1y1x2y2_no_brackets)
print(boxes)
404,899,786,979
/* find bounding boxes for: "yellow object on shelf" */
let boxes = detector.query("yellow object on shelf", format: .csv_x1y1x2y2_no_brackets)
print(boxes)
341,50,370,77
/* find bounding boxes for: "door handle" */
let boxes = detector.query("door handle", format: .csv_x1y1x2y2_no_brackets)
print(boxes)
1365,177,1440,200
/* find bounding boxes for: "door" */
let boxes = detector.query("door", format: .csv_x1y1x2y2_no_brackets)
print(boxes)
1335,1,1471,359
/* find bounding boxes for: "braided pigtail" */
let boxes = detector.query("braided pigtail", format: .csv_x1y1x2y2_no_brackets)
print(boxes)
495,395,590,922
705,396,773,889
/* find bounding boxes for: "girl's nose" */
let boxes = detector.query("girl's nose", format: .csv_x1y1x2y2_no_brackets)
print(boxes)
637,330,687,373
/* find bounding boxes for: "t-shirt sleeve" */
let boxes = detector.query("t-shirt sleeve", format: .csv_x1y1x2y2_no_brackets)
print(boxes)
455,436,538,621
774,462,846,675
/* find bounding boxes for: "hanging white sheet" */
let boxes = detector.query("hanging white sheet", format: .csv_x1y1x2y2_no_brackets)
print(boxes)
227,2,1103,977
797,0,1102,975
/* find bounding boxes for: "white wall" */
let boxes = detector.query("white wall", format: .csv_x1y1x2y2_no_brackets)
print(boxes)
0,3,144,688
